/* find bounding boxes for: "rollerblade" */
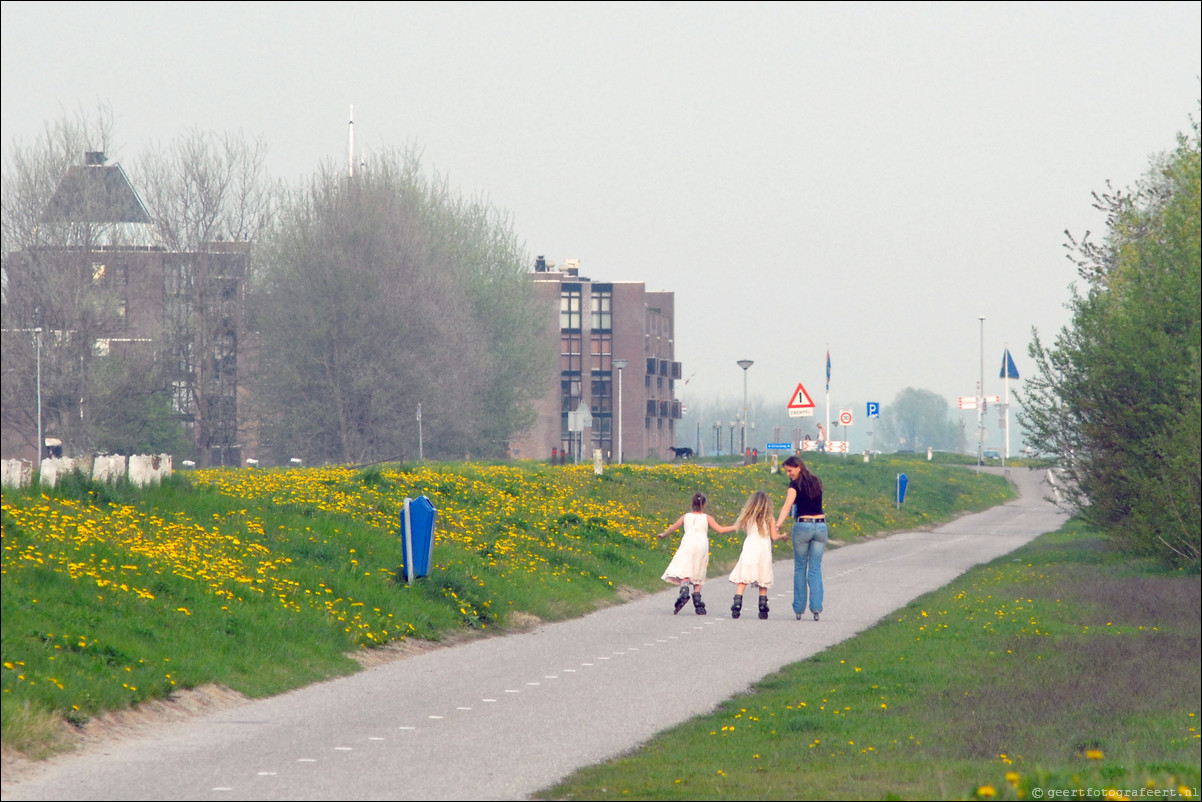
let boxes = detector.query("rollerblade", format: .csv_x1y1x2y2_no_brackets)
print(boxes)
673,585,690,615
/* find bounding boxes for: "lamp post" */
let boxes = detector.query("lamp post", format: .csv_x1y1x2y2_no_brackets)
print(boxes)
35,327,42,475
977,316,985,472
612,358,628,463
713,422,721,454
729,420,736,454
417,402,423,460
737,359,753,454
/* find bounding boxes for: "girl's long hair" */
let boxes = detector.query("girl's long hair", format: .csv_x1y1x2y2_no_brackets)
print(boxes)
691,492,707,512
735,491,775,537
783,455,823,501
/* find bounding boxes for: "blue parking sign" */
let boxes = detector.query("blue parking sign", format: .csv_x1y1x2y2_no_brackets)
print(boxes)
867,401,880,419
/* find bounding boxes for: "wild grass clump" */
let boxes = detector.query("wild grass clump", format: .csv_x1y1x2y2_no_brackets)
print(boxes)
537,518,1201,800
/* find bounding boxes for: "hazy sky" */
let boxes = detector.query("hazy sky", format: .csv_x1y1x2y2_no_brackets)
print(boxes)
3,2,1199,453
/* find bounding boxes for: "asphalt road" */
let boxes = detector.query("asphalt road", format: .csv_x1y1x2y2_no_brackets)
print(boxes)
2,466,1065,802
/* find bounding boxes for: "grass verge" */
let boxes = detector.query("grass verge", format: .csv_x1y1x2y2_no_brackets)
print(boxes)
536,518,1201,800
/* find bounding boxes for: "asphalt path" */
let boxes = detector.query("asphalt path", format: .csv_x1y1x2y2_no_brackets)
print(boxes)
2,466,1065,802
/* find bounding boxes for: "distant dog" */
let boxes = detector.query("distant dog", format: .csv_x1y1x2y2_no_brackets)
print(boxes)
668,447,694,460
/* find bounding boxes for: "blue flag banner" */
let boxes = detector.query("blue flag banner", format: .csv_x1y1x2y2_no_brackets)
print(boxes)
1000,349,1019,380
825,350,831,393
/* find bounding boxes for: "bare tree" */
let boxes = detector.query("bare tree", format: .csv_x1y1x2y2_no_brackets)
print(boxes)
1,104,117,259
1,106,143,458
2,112,274,463
136,130,275,465
136,128,274,251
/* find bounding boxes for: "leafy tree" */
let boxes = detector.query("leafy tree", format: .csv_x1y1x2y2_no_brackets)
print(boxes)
877,387,958,452
250,148,552,464
1021,117,1200,566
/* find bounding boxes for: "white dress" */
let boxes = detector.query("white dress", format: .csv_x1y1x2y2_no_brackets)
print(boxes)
661,512,710,585
728,521,774,588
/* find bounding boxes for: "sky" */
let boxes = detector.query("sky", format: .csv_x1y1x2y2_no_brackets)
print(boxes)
3,1,1199,455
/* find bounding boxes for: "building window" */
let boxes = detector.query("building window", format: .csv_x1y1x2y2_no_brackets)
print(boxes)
590,416,612,456
561,334,582,373
590,287,612,330
590,378,612,414
165,260,192,295
561,379,582,412
560,286,582,330
590,332,611,373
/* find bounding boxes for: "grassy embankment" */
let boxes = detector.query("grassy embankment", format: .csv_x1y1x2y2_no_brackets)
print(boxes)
2,454,1003,759
538,517,1201,801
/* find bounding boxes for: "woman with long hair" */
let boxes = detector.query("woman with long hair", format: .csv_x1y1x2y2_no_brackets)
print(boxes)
776,455,827,620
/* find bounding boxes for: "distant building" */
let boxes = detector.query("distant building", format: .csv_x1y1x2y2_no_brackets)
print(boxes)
0,152,249,466
507,257,682,462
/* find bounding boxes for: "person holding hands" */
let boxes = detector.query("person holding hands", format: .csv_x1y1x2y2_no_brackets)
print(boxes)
658,492,736,615
777,455,828,620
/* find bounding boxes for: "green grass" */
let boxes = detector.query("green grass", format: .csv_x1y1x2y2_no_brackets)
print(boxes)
535,519,1201,800
1,456,1011,760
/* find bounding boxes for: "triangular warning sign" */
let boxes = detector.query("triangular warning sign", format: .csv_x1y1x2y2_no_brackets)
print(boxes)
787,383,816,409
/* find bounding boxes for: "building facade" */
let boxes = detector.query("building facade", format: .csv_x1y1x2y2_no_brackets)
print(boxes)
0,153,249,466
508,257,682,462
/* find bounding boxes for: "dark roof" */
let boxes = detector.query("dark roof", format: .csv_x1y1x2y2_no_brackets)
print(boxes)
42,161,151,224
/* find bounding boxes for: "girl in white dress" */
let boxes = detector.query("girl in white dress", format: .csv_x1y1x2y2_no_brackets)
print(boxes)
728,490,788,619
658,492,737,615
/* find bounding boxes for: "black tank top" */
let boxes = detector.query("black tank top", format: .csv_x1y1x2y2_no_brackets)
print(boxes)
790,477,823,517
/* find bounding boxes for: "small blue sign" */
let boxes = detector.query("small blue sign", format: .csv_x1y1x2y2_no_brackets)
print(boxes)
766,442,792,449
867,401,880,418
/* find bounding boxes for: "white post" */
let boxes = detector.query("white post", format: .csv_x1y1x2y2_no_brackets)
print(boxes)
35,327,42,475
613,359,628,464
1003,346,1012,461
977,316,985,472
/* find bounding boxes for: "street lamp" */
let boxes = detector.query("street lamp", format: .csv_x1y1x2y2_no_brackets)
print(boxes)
713,422,721,454
34,327,42,475
612,358,628,463
729,420,736,454
977,316,985,472
737,359,753,454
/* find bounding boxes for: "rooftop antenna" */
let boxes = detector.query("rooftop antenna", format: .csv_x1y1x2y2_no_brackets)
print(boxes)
348,105,355,178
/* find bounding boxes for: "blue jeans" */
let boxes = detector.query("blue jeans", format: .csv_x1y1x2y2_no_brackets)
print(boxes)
791,520,827,614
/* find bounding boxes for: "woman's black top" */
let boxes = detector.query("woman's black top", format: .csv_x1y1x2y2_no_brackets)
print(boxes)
790,476,824,517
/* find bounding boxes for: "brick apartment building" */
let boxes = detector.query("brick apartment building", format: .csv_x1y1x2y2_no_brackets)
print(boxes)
507,257,682,462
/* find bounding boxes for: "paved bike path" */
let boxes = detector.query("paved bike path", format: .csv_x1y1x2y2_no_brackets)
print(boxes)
2,467,1064,801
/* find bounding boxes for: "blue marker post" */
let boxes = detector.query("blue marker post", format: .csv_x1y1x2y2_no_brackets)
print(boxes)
896,473,908,510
